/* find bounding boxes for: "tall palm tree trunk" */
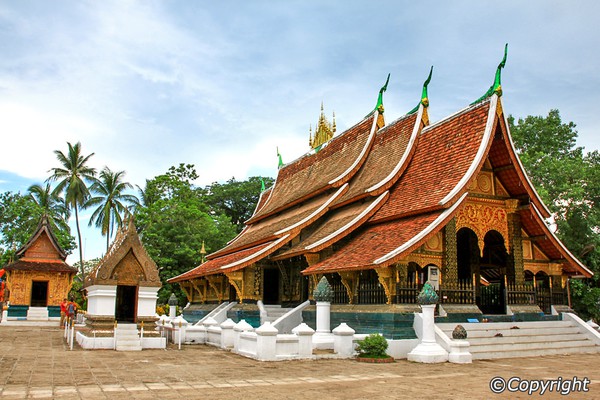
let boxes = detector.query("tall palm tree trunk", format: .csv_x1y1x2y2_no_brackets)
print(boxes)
74,206,85,277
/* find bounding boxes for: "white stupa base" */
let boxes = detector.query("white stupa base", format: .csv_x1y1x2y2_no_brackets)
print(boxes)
407,341,448,363
312,332,334,350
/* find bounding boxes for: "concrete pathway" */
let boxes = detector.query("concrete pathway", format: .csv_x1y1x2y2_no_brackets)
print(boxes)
0,326,598,399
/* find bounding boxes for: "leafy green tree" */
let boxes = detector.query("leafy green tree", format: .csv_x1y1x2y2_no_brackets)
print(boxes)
47,142,96,277
135,164,237,303
28,183,71,232
509,110,600,319
86,167,139,250
204,176,274,232
0,191,75,266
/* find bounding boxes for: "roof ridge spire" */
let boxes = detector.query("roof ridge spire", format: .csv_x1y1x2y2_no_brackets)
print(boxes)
471,43,508,105
277,147,284,169
408,66,433,115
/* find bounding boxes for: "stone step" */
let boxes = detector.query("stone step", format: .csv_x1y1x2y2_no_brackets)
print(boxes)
467,333,588,345
469,339,596,353
437,320,574,331
116,344,142,351
472,345,600,360
437,319,600,360
442,326,580,338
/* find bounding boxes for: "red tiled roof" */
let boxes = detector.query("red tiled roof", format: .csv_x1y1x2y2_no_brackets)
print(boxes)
302,192,467,274
253,187,272,216
248,114,377,223
302,211,442,274
519,205,592,277
168,236,290,283
208,185,348,259
370,99,494,222
335,112,419,206
5,259,77,273
272,192,388,260
489,104,550,218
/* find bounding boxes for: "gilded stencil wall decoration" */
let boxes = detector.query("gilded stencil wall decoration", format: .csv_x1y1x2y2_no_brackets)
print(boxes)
455,200,509,255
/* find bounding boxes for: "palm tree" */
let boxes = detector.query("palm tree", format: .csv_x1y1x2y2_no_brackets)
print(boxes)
28,183,71,233
86,167,139,250
47,142,96,277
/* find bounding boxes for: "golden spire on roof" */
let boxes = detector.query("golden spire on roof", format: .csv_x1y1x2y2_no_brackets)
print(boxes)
309,102,336,150
200,241,207,264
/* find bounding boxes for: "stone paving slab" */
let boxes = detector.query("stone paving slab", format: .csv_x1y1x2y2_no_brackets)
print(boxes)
0,326,599,399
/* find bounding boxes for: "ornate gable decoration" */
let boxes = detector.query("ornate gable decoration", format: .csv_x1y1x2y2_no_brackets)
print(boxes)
16,215,67,261
84,220,161,288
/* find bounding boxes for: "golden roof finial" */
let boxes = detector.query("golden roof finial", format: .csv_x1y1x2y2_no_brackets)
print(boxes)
200,241,207,263
310,102,335,150
332,111,336,133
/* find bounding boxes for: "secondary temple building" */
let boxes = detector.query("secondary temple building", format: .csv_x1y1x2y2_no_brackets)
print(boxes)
169,54,592,328
84,220,161,330
3,216,77,321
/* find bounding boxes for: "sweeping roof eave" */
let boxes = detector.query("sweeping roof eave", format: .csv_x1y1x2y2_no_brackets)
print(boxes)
302,193,468,275
271,191,389,261
525,204,593,278
246,112,379,224
496,98,551,218
168,235,290,283
207,184,348,260
4,259,77,273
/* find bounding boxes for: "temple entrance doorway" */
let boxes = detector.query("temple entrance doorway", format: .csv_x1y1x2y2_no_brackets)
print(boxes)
115,285,137,322
263,268,279,304
479,231,509,314
30,281,48,307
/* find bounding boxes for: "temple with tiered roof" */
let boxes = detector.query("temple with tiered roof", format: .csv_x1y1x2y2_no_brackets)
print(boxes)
169,49,591,328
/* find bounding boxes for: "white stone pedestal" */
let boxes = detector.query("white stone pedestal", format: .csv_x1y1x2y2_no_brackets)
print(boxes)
408,304,448,363
448,340,472,363
313,301,334,349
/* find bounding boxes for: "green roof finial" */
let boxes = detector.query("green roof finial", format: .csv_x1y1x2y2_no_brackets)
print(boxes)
472,43,508,105
260,177,265,191
408,66,434,115
374,73,390,114
277,147,283,169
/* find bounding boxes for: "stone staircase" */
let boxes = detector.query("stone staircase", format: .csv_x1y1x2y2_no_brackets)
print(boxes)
437,320,600,360
262,305,294,324
27,307,49,321
115,323,142,351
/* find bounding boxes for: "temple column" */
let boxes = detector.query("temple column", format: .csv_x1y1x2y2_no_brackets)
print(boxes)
506,200,524,285
443,218,458,284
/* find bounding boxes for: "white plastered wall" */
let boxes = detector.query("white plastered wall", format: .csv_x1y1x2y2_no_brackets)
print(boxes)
86,285,117,316
137,286,159,317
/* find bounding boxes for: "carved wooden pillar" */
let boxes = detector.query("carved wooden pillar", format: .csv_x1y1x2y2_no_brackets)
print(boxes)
506,200,524,284
443,218,458,284
375,267,394,305
339,271,358,304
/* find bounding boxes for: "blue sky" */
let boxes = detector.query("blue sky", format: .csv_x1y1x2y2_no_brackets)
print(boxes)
1,1,599,262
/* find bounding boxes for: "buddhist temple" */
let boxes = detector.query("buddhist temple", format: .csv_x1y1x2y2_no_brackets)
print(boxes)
84,219,161,330
169,50,592,332
2,215,77,321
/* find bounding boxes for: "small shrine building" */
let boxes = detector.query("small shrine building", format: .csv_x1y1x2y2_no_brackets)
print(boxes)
169,53,592,327
84,220,161,330
3,216,77,321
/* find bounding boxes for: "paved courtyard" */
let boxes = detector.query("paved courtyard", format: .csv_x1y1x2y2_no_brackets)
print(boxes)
0,326,598,399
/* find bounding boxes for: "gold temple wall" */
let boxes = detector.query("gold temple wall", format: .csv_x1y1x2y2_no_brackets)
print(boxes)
6,270,73,306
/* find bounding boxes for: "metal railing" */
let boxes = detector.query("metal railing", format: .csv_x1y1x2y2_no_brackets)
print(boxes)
331,281,350,304
439,280,475,304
